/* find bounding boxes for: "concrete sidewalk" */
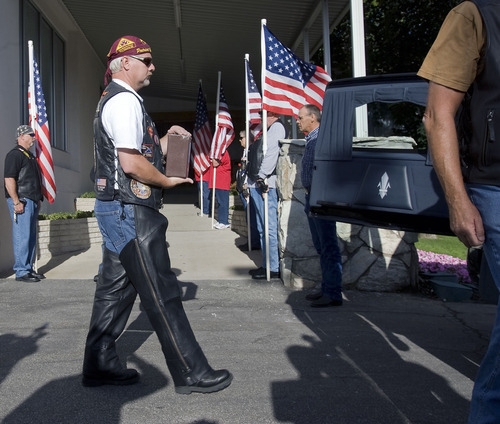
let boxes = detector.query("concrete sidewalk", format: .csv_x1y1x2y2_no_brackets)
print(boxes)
0,186,497,423
32,187,262,281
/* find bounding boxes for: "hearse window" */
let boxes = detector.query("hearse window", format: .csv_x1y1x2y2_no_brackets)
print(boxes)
353,102,427,151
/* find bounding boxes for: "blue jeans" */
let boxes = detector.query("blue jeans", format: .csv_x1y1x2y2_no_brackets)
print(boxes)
214,189,229,225
94,200,136,255
240,193,260,247
197,181,210,215
305,194,342,300
250,187,279,272
467,184,500,424
7,198,39,278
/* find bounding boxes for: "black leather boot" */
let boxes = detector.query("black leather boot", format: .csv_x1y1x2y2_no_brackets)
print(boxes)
119,205,232,394
82,247,139,387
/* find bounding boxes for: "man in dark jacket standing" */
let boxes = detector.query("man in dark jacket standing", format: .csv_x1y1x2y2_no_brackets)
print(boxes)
4,125,44,283
298,105,342,307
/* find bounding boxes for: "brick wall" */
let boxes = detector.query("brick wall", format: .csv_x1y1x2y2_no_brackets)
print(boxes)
37,218,102,259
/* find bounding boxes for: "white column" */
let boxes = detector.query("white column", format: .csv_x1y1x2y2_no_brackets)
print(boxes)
322,0,331,76
351,0,368,137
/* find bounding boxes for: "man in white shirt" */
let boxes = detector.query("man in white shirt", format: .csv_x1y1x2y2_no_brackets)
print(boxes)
82,35,232,395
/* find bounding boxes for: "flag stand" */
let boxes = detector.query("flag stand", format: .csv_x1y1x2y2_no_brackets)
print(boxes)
244,54,252,251
211,72,221,229
261,20,270,281
28,40,39,274
199,177,204,217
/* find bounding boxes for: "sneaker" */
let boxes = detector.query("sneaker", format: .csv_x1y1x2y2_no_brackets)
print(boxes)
214,222,230,230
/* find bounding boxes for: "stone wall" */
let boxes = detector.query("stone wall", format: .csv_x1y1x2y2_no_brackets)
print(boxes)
276,139,419,291
228,195,247,237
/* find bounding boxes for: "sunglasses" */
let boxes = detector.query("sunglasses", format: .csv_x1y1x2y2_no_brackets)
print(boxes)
129,55,153,67
27,133,35,137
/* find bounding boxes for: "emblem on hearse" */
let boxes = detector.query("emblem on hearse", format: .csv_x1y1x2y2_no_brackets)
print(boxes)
377,172,391,199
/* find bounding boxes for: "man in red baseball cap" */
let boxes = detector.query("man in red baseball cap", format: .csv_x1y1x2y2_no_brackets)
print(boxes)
82,35,233,395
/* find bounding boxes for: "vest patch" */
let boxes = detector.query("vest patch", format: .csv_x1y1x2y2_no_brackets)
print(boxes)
130,180,151,199
142,144,153,158
96,178,107,192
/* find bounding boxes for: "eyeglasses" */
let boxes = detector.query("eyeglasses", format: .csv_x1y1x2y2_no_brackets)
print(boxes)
129,55,153,68
27,133,35,137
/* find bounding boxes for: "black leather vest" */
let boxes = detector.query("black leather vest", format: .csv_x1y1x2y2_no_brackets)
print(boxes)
5,146,43,202
463,0,500,185
93,81,164,210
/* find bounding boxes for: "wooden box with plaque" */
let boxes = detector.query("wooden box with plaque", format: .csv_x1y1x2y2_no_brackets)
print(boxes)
160,134,192,178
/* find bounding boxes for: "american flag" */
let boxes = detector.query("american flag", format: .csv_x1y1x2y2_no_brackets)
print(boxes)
210,83,234,160
245,60,263,139
193,84,212,177
262,24,331,117
29,55,56,203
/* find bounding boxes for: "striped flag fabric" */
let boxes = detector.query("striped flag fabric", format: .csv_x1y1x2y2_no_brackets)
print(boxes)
29,54,56,203
193,84,212,177
210,84,235,160
245,60,263,139
262,24,331,117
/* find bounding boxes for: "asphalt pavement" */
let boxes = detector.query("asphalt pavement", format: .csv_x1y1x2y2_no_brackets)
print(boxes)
0,186,496,424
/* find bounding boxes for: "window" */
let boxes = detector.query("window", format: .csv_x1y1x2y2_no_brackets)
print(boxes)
21,0,66,151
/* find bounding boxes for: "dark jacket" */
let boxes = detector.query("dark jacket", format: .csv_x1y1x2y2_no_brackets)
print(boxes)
93,81,164,210
4,146,43,202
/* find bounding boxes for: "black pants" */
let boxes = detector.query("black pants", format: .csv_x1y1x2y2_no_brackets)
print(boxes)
83,205,211,386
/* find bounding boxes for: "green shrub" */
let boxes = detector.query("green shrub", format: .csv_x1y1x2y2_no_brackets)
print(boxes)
38,210,95,220
229,181,238,196
79,191,96,198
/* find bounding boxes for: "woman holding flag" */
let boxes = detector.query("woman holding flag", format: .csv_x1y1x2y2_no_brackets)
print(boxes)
210,150,231,229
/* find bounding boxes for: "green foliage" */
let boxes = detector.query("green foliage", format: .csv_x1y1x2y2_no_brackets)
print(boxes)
230,181,239,196
79,191,96,198
317,0,463,148
328,0,462,78
415,235,467,260
38,210,95,220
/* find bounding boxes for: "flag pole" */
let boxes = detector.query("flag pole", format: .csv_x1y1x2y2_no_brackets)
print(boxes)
261,19,270,281
28,41,35,131
244,54,252,251
211,71,222,229
28,40,40,273
198,79,205,217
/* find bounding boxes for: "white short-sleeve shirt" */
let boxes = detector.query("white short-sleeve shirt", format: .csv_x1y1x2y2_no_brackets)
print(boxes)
101,79,144,188
101,79,144,151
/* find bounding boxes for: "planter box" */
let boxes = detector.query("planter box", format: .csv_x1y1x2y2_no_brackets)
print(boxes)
229,209,246,236
37,217,102,259
75,197,96,212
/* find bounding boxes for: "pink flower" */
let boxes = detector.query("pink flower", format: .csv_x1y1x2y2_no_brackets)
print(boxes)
417,249,471,284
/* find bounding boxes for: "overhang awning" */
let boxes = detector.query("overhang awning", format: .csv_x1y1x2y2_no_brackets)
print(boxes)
61,0,352,108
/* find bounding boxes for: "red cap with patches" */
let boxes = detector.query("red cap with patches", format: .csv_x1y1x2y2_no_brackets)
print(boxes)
104,35,152,85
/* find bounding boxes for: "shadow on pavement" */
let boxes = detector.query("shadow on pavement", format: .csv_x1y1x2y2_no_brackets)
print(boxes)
272,290,476,424
1,312,167,424
0,324,48,386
